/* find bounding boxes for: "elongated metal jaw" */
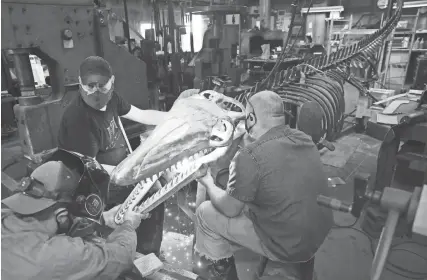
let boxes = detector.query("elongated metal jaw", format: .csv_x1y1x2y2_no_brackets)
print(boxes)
114,147,215,224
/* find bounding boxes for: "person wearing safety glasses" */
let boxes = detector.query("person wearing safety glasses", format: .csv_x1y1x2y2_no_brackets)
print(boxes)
57,56,167,257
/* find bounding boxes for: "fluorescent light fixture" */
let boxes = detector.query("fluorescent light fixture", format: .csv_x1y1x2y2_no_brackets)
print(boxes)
301,6,344,14
393,0,427,9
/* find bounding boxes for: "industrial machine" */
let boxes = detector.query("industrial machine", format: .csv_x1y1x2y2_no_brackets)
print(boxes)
1,0,155,163
188,4,248,89
318,176,427,280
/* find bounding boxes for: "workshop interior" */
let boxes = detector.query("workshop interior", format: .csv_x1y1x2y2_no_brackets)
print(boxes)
1,0,427,279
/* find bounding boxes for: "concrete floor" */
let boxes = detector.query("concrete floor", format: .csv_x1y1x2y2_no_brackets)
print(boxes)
157,84,427,279
157,132,427,280
2,84,427,280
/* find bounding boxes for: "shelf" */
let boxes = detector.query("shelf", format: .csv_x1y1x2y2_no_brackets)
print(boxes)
325,18,350,22
412,49,427,52
302,6,344,14
416,30,427,34
333,29,377,35
394,31,414,35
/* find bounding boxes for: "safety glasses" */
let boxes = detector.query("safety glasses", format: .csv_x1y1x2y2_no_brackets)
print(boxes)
78,75,115,95
17,177,60,200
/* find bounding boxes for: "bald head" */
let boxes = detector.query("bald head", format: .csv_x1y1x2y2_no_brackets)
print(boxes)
248,91,286,126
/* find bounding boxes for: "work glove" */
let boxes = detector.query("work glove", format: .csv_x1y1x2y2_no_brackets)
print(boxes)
123,208,148,230
102,204,150,230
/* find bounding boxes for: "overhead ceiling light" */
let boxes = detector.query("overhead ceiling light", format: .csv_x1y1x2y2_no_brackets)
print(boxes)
301,6,344,14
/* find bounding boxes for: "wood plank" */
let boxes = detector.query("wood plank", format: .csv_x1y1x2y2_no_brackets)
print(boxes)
146,264,199,280
123,252,198,280
1,171,18,192
133,253,163,278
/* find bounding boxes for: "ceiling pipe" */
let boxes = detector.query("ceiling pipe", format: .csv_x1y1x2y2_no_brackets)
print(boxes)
259,0,271,30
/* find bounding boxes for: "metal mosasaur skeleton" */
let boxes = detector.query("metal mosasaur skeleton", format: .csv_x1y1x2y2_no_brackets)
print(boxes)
110,0,404,222
110,90,246,224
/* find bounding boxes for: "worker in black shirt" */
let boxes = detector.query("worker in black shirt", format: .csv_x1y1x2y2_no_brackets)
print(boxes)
57,56,167,256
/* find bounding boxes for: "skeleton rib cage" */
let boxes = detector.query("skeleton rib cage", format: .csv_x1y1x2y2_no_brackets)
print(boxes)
231,0,404,144
114,0,405,221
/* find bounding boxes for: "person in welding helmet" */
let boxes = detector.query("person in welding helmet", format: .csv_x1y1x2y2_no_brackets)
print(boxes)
57,56,167,257
1,159,148,280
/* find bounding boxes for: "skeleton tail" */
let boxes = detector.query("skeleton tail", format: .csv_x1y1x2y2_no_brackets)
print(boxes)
233,0,404,144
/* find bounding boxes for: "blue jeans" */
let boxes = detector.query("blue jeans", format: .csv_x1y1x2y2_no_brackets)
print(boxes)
194,201,305,280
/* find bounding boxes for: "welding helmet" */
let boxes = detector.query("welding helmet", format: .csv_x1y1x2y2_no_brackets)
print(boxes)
46,149,110,223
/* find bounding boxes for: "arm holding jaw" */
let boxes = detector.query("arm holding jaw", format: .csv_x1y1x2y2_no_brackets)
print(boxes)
122,106,168,126
197,172,245,218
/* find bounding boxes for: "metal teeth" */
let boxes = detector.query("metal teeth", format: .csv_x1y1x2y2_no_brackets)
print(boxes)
171,165,177,172
121,150,212,217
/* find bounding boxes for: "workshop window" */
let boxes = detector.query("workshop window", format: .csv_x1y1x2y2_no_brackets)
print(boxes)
181,15,208,53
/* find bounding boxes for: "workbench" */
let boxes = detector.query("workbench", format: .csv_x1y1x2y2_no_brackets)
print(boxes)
242,57,302,72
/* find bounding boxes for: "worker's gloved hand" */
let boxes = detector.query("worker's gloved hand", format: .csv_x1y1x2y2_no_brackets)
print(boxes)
123,208,149,230
102,205,122,229
102,204,149,229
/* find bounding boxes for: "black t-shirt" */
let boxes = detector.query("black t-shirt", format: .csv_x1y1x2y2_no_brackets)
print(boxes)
58,92,132,166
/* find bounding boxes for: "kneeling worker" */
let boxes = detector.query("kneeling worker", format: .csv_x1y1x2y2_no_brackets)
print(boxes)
1,151,148,280
193,91,334,280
